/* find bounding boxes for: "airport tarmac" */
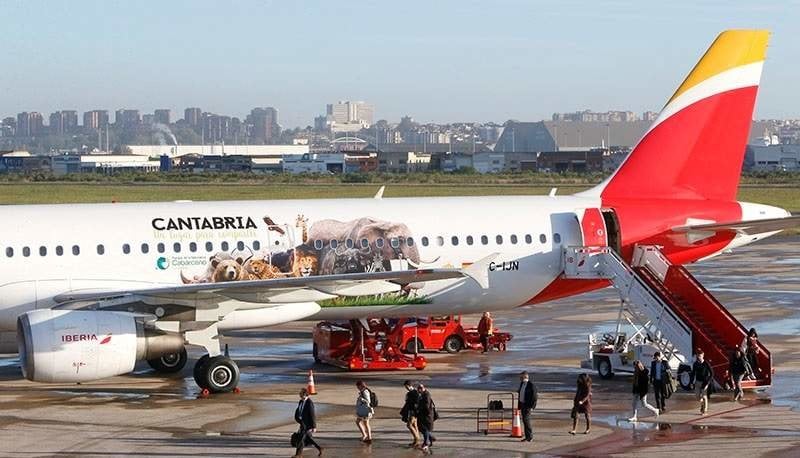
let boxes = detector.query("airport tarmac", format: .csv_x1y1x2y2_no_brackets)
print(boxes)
0,237,799,457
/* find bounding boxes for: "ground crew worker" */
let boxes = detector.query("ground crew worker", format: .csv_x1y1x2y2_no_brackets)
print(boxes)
478,312,494,353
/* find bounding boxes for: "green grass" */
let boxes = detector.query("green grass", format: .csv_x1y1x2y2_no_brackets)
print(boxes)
318,294,431,308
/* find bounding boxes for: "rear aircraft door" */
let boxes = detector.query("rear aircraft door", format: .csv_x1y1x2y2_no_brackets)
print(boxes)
578,208,608,247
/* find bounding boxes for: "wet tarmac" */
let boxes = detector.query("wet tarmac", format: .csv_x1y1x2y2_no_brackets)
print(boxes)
1,237,799,456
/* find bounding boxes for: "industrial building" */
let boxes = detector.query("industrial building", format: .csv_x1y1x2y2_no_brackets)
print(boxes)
745,144,800,171
126,144,309,158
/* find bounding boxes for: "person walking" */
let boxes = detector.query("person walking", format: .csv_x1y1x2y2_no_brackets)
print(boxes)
477,312,494,353
730,348,747,401
293,388,323,457
569,373,592,435
354,381,373,444
400,380,421,448
693,350,715,415
650,351,671,413
629,360,659,422
416,383,437,454
517,371,538,442
743,328,760,378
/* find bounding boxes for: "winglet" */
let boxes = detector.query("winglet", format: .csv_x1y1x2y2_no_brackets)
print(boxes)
373,186,385,199
463,253,501,289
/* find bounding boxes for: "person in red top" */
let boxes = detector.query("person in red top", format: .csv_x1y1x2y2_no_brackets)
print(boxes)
477,312,494,353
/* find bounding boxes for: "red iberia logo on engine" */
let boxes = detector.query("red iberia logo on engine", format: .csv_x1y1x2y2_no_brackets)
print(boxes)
61,333,112,344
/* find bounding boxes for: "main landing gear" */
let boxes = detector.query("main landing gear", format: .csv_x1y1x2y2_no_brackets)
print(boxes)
146,347,189,373
193,354,241,394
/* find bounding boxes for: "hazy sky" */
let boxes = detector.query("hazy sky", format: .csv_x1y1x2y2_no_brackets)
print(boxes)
2,0,798,127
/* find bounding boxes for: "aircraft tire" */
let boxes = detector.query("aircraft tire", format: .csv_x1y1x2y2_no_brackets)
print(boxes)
147,347,188,374
201,356,240,394
193,354,211,388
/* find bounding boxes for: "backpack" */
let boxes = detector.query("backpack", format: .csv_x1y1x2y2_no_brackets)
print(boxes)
368,388,379,408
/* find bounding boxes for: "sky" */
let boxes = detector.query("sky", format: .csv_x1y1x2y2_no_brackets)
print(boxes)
1,0,798,128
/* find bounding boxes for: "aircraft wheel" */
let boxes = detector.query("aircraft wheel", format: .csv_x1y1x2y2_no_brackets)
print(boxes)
597,356,614,379
200,356,240,394
443,336,463,354
193,354,211,388
405,339,423,354
147,347,188,373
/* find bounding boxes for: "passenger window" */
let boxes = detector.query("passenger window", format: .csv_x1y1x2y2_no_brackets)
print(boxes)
157,243,165,253
466,235,474,245
173,242,181,253
407,237,414,247
346,239,354,249
141,243,149,254
436,236,444,246
330,239,339,249
540,234,547,244
220,241,229,251
376,238,384,248
23,246,31,257
39,246,47,256
510,235,518,244
236,241,245,251
123,244,131,254
314,240,323,250
496,235,503,245
253,240,261,251
361,239,369,249
72,245,80,255
481,235,488,245
5,247,13,257
96,244,104,255
189,242,197,252
56,246,64,256
205,241,213,252
554,233,562,244
390,238,400,248
525,234,532,244
451,236,459,246
421,237,429,247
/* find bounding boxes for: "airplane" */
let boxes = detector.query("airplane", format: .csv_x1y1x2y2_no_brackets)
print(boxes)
1,29,797,394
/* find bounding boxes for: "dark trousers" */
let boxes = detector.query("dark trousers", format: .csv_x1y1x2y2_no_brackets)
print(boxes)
481,334,491,352
652,380,667,410
295,428,321,456
519,405,533,440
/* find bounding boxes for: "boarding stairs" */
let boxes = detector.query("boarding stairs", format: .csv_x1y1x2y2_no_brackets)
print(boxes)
564,245,772,389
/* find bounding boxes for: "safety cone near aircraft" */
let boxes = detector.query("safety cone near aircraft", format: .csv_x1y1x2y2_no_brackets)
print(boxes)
307,369,317,395
510,409,523,438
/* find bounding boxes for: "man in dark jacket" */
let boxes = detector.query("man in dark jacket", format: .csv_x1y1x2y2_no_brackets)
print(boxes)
650,351,671,412
293,388,322,457
400,380,421,448
730,348,747,401
517,371,538,442
693,350,714,415
416,384,436,453
477,312,494,353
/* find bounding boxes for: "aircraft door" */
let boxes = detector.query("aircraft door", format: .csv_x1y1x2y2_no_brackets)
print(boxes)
579,208,608,247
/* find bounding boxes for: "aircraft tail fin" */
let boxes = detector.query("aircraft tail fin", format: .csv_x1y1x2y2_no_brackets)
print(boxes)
584,30,769,202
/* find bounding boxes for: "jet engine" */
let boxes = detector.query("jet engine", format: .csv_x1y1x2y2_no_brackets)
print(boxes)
17,309,184,383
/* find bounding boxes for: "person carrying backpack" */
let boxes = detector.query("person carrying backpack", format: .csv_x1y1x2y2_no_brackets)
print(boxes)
355,380,374,444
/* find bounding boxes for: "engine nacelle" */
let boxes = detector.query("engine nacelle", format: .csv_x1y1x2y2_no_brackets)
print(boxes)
17,309,184,383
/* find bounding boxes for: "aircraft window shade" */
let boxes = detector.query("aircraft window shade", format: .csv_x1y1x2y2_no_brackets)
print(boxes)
189,242,197,252
466,235,474,245
39,246,47,256
451,236,459,246
56,246,64,256
157,243,165,253
421,237,429,247
123,244,131,254
525,234,532,244
407,237,414,247
554,233,562,244
173,242,181,253
540,234,547,244
23,247,31,257
510,235,518,244
496,235,503,245
205,241,213,252
314,240,323,250
96,245,104,255
221,241,229,251
436,236,444,246
361,239,369,249
376,238,384,248
330,239,339,249
5,247,13,257
72,245,80,255
141,243,149,254
253,241,261,251
390,238,400,248
481,235,488,245
236,241,245,251
346,239,354,249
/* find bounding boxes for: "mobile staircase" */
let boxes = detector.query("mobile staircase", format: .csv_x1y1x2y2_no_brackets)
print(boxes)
564,245,771,390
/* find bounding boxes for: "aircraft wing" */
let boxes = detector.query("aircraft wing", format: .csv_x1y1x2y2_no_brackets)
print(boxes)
53,268,466,308
672,215,800,235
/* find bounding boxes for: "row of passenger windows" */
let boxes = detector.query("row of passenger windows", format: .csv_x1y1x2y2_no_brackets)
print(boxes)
3,233,562,258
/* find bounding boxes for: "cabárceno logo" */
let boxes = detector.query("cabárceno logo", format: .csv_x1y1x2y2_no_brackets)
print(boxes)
156,256,170,270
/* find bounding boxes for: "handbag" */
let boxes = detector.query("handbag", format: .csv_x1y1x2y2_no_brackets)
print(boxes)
290,431,301,448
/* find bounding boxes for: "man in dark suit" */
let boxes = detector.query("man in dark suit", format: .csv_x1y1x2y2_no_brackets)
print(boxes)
517,371,538,442
294,388,323,457
650,352,671,412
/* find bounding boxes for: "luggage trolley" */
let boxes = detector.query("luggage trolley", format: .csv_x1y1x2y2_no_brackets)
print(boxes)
476,392,517,435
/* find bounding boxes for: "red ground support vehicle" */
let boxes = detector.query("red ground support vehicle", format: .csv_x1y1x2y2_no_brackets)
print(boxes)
400,315,512,354
312,319,426,371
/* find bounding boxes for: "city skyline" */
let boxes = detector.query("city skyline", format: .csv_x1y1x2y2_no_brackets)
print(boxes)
2,1,799,127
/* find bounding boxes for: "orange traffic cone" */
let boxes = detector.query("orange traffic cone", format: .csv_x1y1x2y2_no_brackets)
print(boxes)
307,369,317,395
510,409,523,438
